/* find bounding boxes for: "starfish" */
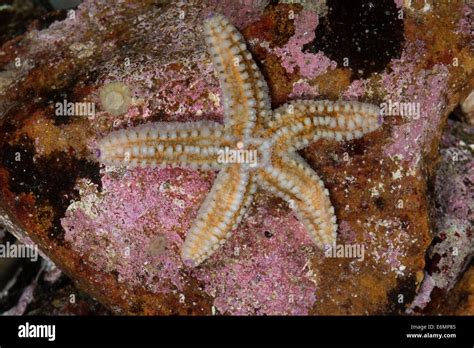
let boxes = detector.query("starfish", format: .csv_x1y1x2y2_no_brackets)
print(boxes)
98,14,382,267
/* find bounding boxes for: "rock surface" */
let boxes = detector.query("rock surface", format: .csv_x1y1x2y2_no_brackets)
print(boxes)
409,118,474,314
0,0,472,315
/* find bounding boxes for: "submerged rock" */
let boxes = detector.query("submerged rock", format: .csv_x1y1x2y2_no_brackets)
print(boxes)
0,0,472,315
409,119,474,314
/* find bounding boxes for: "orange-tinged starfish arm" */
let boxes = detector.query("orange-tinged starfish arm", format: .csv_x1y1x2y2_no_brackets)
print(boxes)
266,100,381,152
256,152,337,249
204,14,271,139
98,121,235,169
181,164,256,266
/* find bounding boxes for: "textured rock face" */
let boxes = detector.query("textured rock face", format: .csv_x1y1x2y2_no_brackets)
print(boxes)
0,0,472,315
409,119,474,314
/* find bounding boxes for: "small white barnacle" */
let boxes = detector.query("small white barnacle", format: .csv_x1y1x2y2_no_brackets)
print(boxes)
99,82,132,116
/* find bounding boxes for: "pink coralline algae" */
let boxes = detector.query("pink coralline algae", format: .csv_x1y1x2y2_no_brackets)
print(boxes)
89,3,225,126
62,167,319,314
273,10,337,80
6,0,129,81
393,0,404,9
207,0,270,30
288,81,319,99
62,168,215,294
407,273,435,312
382,42,449,165
456,4,473,35
343,79,367,101
194,204,318,315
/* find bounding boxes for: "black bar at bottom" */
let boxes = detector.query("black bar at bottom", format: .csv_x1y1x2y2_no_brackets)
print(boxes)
0,315,472,346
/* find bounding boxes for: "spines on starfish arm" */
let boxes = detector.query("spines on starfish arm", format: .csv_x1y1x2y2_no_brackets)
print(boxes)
181,164,256,267
204,14,272,138
98,121,234,170
256,152,337,249
266,100,381,150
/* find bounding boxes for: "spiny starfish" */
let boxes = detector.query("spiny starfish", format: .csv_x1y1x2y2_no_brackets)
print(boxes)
98,14,382,267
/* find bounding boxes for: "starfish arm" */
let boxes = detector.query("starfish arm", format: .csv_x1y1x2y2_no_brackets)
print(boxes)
98,121,234,170
266,100,381,151
181,165,256,266
256,152,337,249
204,14,272,138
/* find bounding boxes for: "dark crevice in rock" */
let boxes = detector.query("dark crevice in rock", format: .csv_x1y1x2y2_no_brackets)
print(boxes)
0,254,42,313
342,138,369,157
386,274,417,314
0,135,101,243
24,270,111,315
304,0,404,79
0,0,51,46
